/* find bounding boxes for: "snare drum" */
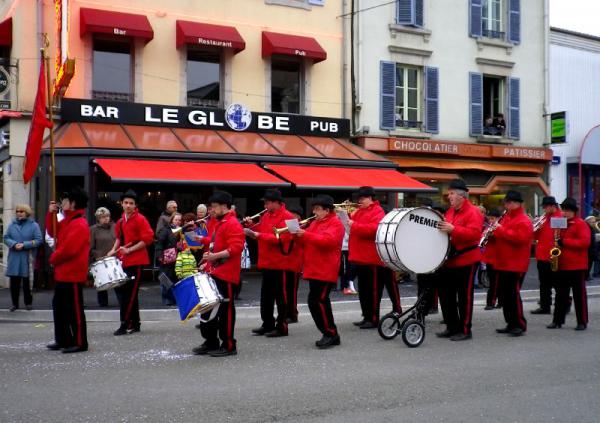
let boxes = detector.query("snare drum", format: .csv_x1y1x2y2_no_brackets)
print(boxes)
376,207,449,274
90,256,129,291
172,272,222,321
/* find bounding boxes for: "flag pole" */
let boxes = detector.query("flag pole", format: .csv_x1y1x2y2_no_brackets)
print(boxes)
42,37,56,240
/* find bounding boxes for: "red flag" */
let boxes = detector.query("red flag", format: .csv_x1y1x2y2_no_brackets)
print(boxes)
23,59,53,184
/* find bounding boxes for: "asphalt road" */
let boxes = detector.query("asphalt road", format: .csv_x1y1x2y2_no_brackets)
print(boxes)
1,295,600,423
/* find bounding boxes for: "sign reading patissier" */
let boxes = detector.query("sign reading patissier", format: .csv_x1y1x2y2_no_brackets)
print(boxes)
61,99,350,138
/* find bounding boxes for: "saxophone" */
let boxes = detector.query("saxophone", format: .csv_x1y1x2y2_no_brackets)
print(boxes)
549,229,561,272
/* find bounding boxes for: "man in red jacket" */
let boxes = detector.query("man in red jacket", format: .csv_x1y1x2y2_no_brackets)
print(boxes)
492,190,533,337
286,205,305,324
437,179,483,341
244,188,295,337
483,208,502,310
46,187,90,354
531,196,563,315
547,198,591,330
193,190,245,357
348,186,401,329
296,195,345,349
108,190,154,336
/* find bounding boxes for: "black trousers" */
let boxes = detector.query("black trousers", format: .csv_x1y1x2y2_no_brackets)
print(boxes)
537,261,557,311
9,276,32,307
307,280,338,337
286,271,300,320
486,265,501,307
259,269,288,333
356,264,401,324
115,265,142,328
438,264,477,335
554,270,588,326
200,277,236,351
416,272,439,314
52,282,87,348
339,251,358,290
498,270,527,331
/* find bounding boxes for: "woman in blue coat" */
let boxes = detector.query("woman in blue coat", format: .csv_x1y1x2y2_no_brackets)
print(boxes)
3,204,42,311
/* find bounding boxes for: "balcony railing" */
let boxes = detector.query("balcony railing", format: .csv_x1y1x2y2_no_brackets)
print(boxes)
482,28,505,40
395,120,423,130
92,91,134,102
187,97,220,108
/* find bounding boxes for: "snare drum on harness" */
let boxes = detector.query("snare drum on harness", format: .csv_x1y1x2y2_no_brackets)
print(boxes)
172,272,223,321
90,256,129,291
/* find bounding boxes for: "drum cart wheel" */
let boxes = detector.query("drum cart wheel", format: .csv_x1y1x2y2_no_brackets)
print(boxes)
401,319,425,348
378,312,401,340
377,288,430,347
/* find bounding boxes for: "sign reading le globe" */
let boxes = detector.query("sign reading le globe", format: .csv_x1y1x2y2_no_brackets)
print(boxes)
225,103,252,131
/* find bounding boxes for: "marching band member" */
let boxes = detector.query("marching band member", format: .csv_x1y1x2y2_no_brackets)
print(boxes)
108,190,154,336
286,205,305,323
437,179,483,341
295,195,345,349
531,196,563,315
193,191,245,357
349,186,402,329
547,198,591,330
244,188,294,337
493,190,533,337
45,188,90,353
483,209,502,310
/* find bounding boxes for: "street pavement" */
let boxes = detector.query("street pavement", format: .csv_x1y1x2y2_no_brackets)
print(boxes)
1,295,600,422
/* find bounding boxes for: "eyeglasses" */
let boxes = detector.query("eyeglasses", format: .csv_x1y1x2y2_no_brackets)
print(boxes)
16,210,25,213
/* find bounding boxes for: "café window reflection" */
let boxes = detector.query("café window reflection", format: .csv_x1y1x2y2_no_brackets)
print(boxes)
187,49,221,108
271,57,302,114
92,38,133,102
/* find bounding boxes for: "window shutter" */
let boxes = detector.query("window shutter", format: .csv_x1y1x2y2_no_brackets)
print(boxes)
397,0,413,25
415,0,424,27
508,0,521,44
380,61,396,130
508,77,520,139
469,72,483,136
424,67,439,133
469,0,482,38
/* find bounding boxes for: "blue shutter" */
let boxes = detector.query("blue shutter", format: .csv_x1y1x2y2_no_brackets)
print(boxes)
469,72,483,136
424,67,439,133
508,0,521,44
397,0,413,25
380,61,396,130
508,77,520,139
469,0,482,38
415,0,424,27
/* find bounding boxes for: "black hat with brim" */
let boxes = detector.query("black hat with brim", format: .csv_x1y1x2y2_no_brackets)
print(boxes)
560,197,578,211
504,190,524,203
208,190,233,207
311,194,335,210
63,187,89,209
288,205,304,216
448,178,469,192
356,186,376,198
261,188,283,202
488,208,502,218
120,189,138,203
541,196,558,206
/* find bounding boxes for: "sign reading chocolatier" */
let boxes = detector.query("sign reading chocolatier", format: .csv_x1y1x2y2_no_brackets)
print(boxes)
61,99,350,138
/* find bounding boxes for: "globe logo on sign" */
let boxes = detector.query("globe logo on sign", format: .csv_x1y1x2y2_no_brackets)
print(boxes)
225,103,252,131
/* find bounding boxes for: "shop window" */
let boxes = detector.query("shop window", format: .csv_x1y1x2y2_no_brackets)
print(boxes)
271,57,301,114
187,50,221,108
92,38,133,102
395,65,421,130
482,0,504,39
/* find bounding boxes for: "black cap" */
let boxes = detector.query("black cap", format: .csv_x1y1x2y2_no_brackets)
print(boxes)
262,188,283,202
311,194,335,210
62,187,89,209
504,190,524,203
560,197,578,212
356,186,376,198
541,196,558,206
120,189,138,203
488,208,502,218
448,179,469,192
208,190,233,207
288,205,304,217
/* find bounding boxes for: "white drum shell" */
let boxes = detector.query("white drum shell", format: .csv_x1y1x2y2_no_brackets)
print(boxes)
376,207,449,274
90,257,129,291
193,273,222,315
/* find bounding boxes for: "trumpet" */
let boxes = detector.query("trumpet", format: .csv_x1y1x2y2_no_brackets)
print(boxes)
171,217,209,234
479,210,507,248
333,200,359,214
247,209,267,221
532,214,547,232
273,215,317,239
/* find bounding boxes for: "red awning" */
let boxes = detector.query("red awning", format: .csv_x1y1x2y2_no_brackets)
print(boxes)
95,158,289,186
262,31,326,63
176,20,245,53
265,164,434,191
80,8,154,41
0,17,11,47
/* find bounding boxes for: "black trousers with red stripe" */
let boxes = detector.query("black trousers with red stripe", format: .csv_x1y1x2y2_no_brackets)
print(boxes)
537,261,558,311
486,265,502,307
356,265,401,324
439,264,477,335
259,269,288,333
200,277,236,351
307,280,338,337
498,270,527,331
554,270,588,326
417,272,439,313
286,271,300,321
52,282,87,348
115,265,142,328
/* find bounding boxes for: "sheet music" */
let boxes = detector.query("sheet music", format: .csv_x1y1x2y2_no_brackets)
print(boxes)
550,217,568,229
337,209,350,226
285,219,301,233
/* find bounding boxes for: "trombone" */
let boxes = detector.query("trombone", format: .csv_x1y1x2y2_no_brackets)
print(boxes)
246,209,267,221
273,215,317,239
333,200,359,214
171,216,209,234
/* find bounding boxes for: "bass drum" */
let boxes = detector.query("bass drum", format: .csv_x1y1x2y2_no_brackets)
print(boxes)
376,207,449,274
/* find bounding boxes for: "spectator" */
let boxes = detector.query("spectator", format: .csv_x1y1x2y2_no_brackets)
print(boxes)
584,216,600,279
3,204,42,311
156,212,181,305
493,113,506,135
90,207,116,307
155,200,178,236
196,203,207,220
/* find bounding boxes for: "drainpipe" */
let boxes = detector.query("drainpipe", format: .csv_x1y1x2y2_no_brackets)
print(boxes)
542,0,550,194
341,0,347,121
350,0,356,135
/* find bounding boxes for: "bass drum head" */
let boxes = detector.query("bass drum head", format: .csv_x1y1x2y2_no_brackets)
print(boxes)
393,207,449,274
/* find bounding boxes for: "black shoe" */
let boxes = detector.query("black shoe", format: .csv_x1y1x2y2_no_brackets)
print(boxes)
353,319,366,327
509,328,525,337
575,324,587,331
316,335,341,349
495,304,502,309
46,342,62,351
265,329,288,337
546,322,562,329
450,333,472,341
530,308,551,315
436,329,454,338
127,325,141,334
286,317,298,324
251,326,273,336
208,347,237,357
484,305,495,310
9,306,17,312
195,323,202,329
113,325,128,336
192,343,219,355
62,346,88,354
358,321,377,329
25,305,33,311
495,327,511,334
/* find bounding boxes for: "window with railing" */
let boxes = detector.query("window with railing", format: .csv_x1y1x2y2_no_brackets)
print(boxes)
395,65,422,130
272,57,302,114
187,50,221,108
482,0,504,40
92,38,133,102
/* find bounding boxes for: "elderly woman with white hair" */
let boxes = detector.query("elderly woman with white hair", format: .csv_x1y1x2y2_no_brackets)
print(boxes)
90,207,116,307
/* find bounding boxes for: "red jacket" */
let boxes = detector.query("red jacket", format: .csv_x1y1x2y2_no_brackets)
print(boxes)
300,212,345,283
48,209,90,283
254,205,296,271
348,201,384,266
204,210,245,284
493,207,534,273
444,199,483,268
481,236,498,266
558,217,591,271
115,210,154,267
534,210,563,262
